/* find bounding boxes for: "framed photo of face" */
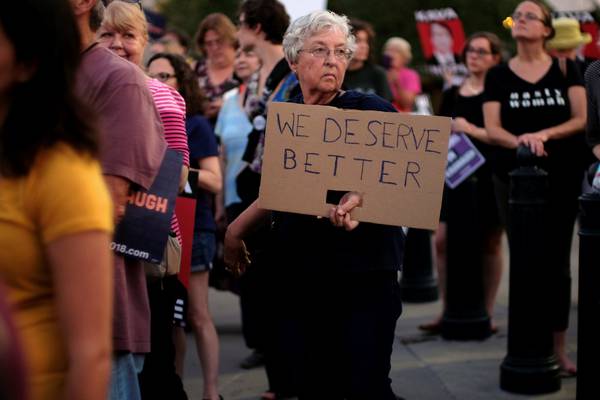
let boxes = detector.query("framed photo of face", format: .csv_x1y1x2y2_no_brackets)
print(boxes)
415,8,467,80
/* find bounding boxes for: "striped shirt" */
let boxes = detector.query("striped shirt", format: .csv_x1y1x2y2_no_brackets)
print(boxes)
147,78,190,243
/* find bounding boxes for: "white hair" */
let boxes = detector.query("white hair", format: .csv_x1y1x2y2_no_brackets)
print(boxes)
283,10,356,64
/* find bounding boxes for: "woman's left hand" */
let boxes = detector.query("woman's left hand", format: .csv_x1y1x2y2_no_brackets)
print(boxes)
329,192,362,231
517,131,549,157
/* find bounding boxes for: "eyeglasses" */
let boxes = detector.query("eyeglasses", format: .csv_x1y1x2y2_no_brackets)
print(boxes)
511,12,544,23
102,0,143,11
465,47,493,57
149,72,176,82
299,47,353,61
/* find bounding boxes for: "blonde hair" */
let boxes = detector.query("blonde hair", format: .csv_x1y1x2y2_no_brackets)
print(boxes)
102,1,148,41
384,37,412,63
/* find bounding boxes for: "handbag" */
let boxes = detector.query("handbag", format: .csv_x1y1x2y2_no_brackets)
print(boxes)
142,231,181,281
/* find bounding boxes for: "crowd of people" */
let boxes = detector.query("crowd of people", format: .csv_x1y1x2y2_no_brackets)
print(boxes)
0,0,598,399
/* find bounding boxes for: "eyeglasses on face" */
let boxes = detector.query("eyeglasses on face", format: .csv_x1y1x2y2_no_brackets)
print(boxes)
101,0,143,11
149,72,176,82
511,11,544,23
465,47,492,57
299,47,353,61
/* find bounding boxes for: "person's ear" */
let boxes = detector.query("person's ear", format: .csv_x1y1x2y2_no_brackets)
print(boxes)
288,59,297,74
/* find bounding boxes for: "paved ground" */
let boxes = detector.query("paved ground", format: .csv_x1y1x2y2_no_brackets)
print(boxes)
182,233,579,399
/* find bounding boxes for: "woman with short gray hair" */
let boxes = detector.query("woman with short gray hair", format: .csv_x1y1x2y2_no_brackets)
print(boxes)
282,10,356,64
226,10,404,399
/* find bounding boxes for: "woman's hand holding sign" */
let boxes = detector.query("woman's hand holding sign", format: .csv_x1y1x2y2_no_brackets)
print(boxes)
329,191,363,231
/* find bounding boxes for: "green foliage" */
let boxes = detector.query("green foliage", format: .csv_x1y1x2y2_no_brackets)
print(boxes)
159,0,522,61
158,0,239,42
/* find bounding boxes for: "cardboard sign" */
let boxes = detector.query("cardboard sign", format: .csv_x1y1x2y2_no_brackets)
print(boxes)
445,132,485,189
111,149,183,263
415,8,468,79
258,102,451,230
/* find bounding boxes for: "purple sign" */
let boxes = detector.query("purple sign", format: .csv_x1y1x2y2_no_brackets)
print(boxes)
445,132,485,189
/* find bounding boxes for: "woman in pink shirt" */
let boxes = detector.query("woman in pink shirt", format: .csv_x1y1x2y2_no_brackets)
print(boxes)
98,3,193,400
383,37,422,112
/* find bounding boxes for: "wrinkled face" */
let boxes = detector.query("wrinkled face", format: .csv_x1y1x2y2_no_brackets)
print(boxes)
203,29,235,67
430,23,453,54
352,30,370,63
464,37,499,75
234,47,260,81
97,24,146,65
147,57,177,89
511,1,551,42
291,28,351,98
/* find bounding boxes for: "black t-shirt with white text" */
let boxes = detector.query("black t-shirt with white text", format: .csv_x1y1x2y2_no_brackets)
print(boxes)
484,58,585,179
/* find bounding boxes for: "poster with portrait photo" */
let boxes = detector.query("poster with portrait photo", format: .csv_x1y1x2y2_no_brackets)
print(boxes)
415,8,468,83
553,11,600,60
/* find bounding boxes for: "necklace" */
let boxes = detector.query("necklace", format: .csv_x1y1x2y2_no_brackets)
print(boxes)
461,78,483,96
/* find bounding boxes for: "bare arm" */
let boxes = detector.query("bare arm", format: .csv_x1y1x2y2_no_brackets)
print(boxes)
214,148,227,228
452,117,493,144
483,101,519,149
517,86,587,156
196,156,222,194
47,231,113,400
224,200,270,270
179,165,189,194
594,144,600,160
103,175,130,224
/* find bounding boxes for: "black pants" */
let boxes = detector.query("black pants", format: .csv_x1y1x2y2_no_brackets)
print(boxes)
270,268,402,400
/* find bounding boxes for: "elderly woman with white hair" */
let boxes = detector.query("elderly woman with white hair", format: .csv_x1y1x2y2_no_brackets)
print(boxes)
225,10,404,400
383,36,422,112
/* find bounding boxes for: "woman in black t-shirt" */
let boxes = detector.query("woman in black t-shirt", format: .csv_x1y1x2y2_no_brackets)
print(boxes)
483,0,586,376
420,32,504,334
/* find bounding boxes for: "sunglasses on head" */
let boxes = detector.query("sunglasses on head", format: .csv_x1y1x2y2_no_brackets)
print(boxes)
101,0,143,11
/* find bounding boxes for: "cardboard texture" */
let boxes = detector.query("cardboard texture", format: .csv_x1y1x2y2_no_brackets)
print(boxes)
258,102,451,230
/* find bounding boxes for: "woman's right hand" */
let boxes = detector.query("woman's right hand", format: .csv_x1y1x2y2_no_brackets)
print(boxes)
451,117,474,135
517,132,548,157
224,227,251,277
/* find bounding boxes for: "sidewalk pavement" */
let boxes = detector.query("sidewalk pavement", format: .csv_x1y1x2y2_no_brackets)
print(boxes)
183,234,579,400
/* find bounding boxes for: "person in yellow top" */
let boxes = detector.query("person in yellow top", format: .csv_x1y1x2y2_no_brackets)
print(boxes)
0,1,114,399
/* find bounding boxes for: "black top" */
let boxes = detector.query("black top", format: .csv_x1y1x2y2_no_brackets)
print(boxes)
186,114,219,232
439,86,493,161
271,90,405,273
585,60,600,148
343,63,393,102
484,58,585,179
